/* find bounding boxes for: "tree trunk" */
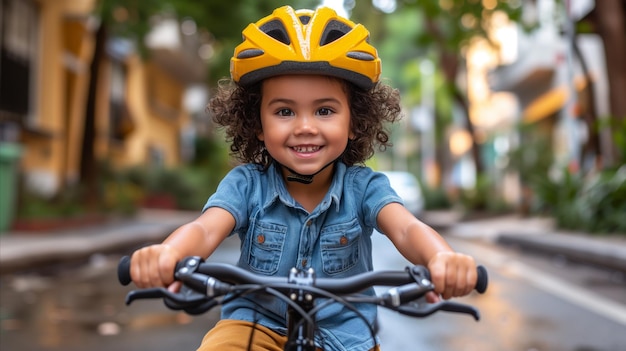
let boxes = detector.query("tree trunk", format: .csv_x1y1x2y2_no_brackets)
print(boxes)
80,23,107,208
425,19,484,177
590,0,626,165
571,34,601,170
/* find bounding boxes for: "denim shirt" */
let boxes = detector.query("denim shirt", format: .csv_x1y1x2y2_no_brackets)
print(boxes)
203,162,402,351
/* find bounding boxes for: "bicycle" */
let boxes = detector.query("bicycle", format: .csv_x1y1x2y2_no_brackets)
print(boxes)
118,256,488,351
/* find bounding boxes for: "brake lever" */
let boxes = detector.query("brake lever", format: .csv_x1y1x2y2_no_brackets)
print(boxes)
125,287,176,305
395,301,480,321
125,286,209,306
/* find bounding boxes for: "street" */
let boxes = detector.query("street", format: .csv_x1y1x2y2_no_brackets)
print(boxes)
372,234,626,351
1,230,625,351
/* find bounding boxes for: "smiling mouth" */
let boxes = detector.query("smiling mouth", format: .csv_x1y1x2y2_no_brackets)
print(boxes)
292,145,321,153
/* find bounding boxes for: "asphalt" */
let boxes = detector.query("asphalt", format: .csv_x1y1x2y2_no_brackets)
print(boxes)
1,209,625,275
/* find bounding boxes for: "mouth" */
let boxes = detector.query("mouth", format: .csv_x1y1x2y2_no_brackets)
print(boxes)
291,145,322,153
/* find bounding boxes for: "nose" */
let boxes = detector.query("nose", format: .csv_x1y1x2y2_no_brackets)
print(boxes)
294,114,318,135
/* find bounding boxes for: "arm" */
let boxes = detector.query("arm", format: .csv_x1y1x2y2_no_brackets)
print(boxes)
377,203,476,299
130,207,235,289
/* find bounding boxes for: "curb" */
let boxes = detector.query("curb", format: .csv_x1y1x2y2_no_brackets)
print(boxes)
421,211,626,274
0,223,175,274
0,210,198,275
496,232,626,274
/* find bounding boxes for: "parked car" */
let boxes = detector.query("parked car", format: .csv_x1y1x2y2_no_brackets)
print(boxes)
381,171,424,217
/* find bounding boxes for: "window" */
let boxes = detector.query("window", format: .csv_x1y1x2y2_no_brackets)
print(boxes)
109,60,134,141
0,0,38,120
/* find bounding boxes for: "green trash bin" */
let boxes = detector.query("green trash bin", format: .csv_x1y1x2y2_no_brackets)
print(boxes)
0,143,22,233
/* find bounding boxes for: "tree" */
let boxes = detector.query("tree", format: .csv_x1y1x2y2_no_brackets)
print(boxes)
79,0,320,207
352,0,523,179
96,0,320,83
579,0,626,167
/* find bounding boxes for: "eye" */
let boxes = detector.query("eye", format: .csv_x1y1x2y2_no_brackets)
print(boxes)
276,108,294,117
317,107,334,116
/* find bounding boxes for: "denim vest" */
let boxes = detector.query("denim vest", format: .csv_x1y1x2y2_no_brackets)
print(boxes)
203,162,402,351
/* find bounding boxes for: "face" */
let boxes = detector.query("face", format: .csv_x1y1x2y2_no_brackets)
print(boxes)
258,75,353,180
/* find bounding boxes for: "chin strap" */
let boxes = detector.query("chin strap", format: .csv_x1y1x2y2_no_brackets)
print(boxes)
283,160,337,184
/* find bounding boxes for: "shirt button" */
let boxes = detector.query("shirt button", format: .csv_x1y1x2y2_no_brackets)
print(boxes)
301,259,308,267
339,236,348,245
306,220,312,226
257,234,265,244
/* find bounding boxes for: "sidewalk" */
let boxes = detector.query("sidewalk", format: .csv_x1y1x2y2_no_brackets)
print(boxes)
0,210,198,274
1,209,625,275
423,211,626,273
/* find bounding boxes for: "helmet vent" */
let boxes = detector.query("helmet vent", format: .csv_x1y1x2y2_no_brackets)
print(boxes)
347,51,375,61
260,20,291,45
299,15,311,24
320,20,352,46
237,49,264,59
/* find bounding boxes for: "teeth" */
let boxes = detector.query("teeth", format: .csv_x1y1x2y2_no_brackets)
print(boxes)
293,146,320,153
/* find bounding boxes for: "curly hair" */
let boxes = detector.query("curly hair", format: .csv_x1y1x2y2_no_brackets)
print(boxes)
207,77,402,168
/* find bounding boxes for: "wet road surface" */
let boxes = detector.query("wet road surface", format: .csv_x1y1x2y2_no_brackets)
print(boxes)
1,233,625,350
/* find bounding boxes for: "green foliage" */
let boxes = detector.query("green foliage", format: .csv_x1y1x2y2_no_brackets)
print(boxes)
610,118,626,163
96,134,231,213
102,170,143,216
395,0,523,49
507,122,626,234
532,167,626,233
458,173,511,215
17,187,87,220
96,0,322,83
506,123,554,181
422,186,451,210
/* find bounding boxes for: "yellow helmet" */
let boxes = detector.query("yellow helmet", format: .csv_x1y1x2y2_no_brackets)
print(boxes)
231,6,381,90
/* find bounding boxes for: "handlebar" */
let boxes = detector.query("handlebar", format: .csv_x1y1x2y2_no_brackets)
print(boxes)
118,256,488,320
118,256,488,293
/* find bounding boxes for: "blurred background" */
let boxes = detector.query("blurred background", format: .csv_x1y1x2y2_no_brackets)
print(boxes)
0,0,625,350
0,0,624,232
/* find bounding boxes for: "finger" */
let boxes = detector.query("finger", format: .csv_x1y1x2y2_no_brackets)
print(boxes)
158,248,177,286
443,266,457,300
428,259,447,296
465,264,478,295
453,265,468,297
425,291,440,304
168,281,182,293
456,254,477,296
132,249,150,288
148,246,165,287
130,251,141,287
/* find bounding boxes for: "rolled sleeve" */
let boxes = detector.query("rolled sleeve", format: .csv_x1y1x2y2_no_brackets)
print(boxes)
203,165,255,232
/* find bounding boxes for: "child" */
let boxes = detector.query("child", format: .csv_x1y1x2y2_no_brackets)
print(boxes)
129,6,477,351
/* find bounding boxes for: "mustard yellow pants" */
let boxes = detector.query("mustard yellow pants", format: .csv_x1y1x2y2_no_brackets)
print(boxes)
197,319,380,351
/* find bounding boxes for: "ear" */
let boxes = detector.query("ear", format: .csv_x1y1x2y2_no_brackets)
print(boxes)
257,130,265,141
348,130,355,140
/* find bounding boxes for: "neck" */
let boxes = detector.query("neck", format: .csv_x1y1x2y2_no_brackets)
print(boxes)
281,164,335,212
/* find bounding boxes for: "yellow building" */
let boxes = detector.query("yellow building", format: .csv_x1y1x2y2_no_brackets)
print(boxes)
0,0,208,227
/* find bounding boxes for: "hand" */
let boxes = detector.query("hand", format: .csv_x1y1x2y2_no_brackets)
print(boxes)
427,251,477,300
130,244,183,290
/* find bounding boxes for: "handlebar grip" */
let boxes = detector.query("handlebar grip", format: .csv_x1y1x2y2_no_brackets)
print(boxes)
475,265,488,294
420,265,488,294
118,255,132,286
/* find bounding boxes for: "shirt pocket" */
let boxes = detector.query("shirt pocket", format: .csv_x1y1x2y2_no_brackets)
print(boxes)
320,219,361,275
245,221,287,275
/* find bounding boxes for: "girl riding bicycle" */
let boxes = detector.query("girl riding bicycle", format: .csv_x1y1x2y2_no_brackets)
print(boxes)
129,6,478,351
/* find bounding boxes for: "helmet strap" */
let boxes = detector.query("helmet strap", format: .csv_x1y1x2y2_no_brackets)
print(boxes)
282,159,337,184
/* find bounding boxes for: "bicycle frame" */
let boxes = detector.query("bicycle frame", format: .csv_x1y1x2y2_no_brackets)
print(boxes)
285,267,318,351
